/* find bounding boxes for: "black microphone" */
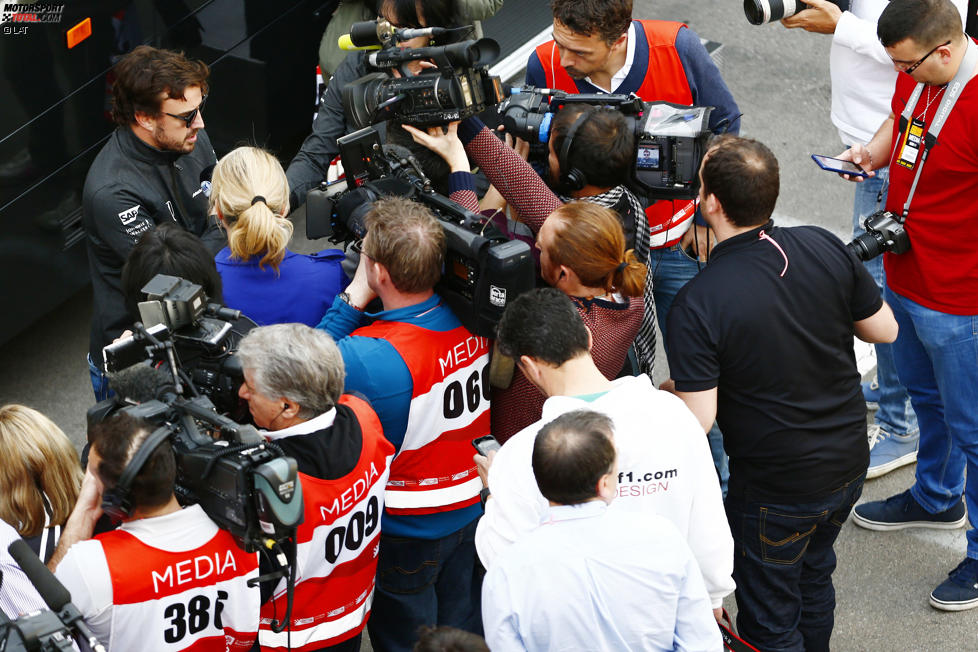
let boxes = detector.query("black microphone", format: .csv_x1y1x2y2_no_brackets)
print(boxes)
8,540,107,652
198,164,215,199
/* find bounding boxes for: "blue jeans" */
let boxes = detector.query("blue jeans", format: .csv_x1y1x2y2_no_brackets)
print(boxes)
852,168,918,437
88,353,112,401
367,518,482,652
725,474,865,652
885,286,978,559
650,244,729,493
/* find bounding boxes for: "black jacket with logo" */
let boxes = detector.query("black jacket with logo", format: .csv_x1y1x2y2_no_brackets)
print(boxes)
82,126,224,367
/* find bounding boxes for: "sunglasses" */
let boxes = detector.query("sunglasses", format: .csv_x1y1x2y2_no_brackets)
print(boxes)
164,95,208,128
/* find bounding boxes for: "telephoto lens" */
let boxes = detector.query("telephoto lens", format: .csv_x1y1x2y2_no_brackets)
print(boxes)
744,0,849,25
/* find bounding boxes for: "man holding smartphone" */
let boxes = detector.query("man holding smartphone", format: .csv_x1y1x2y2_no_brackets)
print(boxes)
783,0,962,480
836,0,978,612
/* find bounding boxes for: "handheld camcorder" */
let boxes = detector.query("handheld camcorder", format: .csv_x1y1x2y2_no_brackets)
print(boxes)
340,18,505,128
104,274,250,420
743,0,849,25
846,210,910,262
497,87,715,200
305,127,535,338
92,275,304,557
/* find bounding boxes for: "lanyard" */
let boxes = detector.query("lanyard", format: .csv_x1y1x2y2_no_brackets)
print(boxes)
896,39,978,220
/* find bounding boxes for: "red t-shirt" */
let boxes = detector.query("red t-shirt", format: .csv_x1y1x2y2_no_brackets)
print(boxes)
884,59,978,314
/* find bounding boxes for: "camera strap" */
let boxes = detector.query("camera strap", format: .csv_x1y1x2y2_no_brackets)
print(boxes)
897,38,978,220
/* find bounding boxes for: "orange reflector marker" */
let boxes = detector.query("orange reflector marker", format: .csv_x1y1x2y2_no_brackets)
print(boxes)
65,17,92,49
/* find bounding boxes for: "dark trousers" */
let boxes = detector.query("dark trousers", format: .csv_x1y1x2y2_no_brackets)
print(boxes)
725,473,865,652
366,518,482,652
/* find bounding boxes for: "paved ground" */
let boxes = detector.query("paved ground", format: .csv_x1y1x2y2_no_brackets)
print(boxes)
1,1,974,650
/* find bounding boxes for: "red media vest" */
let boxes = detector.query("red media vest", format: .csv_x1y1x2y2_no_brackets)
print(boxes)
354,319,490,515
259,395,394,651
534,20,697,248
98,527,259,651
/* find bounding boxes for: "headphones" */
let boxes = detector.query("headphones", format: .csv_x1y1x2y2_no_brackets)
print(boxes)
100,426,173,522
558,110,593,193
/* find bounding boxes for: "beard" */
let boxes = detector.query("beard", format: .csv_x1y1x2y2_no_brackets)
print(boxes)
564,66,587,80
152,126,198,154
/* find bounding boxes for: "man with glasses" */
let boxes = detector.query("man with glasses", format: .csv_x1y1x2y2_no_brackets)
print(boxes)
82,46,224,401
837,0,978,612
782,1,966,480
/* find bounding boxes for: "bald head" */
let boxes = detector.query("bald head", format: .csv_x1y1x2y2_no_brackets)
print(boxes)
532,410,616,505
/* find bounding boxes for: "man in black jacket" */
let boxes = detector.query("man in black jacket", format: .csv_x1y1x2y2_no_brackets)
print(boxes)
83,46,224,399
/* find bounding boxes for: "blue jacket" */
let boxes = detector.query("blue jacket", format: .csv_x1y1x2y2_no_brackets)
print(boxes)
216,247,346,327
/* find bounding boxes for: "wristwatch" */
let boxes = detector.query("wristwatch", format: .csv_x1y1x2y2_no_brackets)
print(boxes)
337,292,364,311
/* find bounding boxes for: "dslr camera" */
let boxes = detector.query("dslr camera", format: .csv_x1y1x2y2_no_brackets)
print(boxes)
847,210,910,261
498,87,715,200
342,18,505,128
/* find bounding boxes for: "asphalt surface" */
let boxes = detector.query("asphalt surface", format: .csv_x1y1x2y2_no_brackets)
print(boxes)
0,1,974,650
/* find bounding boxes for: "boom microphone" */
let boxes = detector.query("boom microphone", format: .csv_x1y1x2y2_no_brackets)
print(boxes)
8,540,107,652
339,19,452,50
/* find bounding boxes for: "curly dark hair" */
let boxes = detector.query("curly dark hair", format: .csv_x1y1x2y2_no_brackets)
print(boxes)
111,45,209,126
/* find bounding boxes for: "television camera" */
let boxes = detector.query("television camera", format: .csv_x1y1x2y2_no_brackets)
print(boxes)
104,274,251,420
305,126,535,339
498,87,717,200
339,18,505,128
90,275,304,630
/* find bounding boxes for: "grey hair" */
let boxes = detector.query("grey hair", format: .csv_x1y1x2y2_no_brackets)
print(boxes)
237,324,345,419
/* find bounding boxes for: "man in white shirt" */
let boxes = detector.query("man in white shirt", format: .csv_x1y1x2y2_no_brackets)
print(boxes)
475,288,734,615
482,409,721,652
781,0,966,478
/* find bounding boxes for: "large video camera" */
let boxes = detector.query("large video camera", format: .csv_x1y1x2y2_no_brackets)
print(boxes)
104,274,250,420
341,18,505,128
92,276,304,556
846,210,910,262
305,127,535,338
498,87,715,200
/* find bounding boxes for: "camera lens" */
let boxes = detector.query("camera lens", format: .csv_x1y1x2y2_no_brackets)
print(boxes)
743,0,808,25
846,231,885,262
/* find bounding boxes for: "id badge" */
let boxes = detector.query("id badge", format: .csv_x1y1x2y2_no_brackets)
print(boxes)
897,118,926,169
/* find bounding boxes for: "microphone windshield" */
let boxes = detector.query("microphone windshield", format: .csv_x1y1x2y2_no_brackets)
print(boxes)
109,363,177,403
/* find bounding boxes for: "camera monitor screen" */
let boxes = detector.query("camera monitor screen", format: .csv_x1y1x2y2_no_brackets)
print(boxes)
636,145,661,170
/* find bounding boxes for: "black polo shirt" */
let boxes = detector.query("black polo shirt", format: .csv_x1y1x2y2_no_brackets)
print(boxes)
666,220,881,499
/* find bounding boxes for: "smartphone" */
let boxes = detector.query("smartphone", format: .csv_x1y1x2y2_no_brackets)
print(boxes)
811,154,870,178
472,435,501,457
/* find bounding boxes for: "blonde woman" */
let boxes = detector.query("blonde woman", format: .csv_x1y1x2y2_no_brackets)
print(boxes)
0,405,82,562
211,146,346,326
